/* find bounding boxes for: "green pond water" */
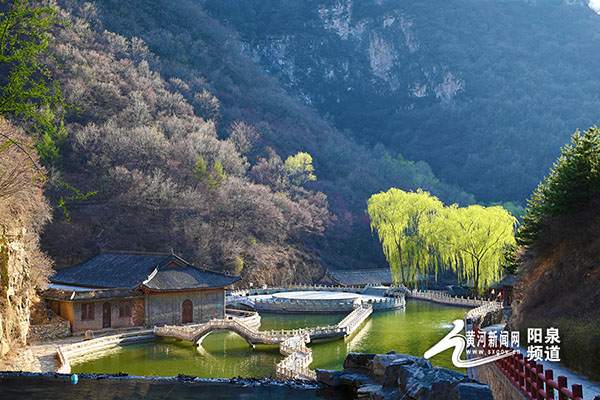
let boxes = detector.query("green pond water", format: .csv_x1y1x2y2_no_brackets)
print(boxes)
71,300,467,378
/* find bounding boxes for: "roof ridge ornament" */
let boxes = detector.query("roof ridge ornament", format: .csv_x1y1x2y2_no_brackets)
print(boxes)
142,267,159,286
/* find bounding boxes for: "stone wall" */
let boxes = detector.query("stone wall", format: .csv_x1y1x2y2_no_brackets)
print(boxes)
316,352,493,400
27,318,71,342
475,361,527,400
71,298,142,331
145,289,224,326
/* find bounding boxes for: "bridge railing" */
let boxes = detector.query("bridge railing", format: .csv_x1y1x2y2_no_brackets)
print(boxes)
465,301,503,319
56,345,70,374
228,284,364,297
277,335,316,380
474,327,583,400
387,285,491,307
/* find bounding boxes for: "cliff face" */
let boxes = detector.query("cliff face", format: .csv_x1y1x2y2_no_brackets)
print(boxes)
203,0,600,202
0,120,53,358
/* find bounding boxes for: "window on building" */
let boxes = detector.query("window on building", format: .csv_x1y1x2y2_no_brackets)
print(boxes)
119,300,132,318
81,303,95,321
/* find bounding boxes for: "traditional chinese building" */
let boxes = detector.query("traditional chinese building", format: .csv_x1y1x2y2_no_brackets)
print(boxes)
316,268,426,287
499,273,516,307
316,268,394,286
43,251,240,331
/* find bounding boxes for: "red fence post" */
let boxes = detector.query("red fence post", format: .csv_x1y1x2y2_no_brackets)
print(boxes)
531,360,538,398
511,353,518,385
519,354,525,389
525,359,532,395
557,376,567,400
536,363,544,400
572,384,583,400
544,369,554,400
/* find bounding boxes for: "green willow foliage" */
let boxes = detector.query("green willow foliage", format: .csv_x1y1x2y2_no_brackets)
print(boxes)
0,0,66,162
367,189,444,287
368,188,516,293
438,205,517,294
518,126,600,247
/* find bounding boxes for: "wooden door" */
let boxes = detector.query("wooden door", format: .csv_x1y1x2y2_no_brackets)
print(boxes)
102,302,111,328
182,299,193,324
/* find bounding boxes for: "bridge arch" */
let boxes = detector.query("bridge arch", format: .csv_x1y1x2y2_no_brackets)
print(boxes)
192,322,259,347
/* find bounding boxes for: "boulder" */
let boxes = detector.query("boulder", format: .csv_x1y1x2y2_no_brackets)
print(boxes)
372,353,421,378
337,370,378,390
315,369,344,387
344,352,377,371
317,352,493,400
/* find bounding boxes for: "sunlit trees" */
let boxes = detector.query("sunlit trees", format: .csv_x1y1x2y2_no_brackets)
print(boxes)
437,205,517,295
367,189,444,287
284,152,316,185
368,188,516,293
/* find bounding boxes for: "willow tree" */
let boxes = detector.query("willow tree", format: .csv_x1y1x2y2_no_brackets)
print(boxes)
438,205,517,295
367,188,444,288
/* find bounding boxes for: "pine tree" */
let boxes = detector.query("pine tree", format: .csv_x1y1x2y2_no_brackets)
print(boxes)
518,126,600,246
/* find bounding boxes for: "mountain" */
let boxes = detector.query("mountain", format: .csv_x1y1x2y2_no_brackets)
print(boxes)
35,0,475,280
202,0,600,203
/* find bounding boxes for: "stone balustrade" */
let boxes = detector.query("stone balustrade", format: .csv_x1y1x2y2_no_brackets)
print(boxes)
387,285,492,308
56,329,156,374
228,283,364,297
466,300,503,319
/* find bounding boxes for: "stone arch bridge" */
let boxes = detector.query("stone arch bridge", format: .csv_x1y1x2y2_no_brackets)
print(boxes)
155,318,305,347
154,304,373,380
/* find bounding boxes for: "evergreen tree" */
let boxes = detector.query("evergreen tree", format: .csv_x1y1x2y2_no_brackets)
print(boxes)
194,156,208,181
518,126,600,246
208,160,227,188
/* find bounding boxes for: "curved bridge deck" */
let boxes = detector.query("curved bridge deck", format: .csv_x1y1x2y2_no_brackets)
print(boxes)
154,304,373,380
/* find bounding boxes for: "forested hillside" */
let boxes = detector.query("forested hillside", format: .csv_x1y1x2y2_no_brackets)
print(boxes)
511,127,600,379
203,0,600,203
33,0,476,277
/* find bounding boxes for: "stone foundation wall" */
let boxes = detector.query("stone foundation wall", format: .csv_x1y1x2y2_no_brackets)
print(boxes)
27,318,71,342
476,361,526,400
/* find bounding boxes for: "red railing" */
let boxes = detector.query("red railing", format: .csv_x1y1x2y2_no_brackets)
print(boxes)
473,327,583,400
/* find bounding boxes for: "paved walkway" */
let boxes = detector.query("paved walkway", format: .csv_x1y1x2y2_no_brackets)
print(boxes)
483,324,600,399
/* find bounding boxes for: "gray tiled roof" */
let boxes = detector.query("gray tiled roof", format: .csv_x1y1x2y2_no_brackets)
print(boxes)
326,268,395,286
143,265,239,290
51,251,240,290
43,287,144,301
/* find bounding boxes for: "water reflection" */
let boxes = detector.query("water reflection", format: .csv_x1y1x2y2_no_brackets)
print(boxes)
71,300,468,378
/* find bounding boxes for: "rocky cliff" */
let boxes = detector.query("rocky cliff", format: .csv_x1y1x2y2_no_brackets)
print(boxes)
203,0,600,202
0,120,53,359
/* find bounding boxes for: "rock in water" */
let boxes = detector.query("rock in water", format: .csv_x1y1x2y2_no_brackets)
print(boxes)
317,352,493,400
